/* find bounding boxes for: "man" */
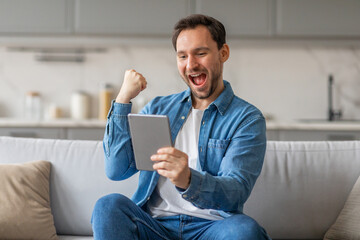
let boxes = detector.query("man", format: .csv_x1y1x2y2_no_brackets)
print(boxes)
92,14,270,240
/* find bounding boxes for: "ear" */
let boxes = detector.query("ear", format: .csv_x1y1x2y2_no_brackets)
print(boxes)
220,44,230,63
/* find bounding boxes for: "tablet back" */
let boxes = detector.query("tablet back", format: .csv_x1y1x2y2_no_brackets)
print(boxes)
128,114,172,171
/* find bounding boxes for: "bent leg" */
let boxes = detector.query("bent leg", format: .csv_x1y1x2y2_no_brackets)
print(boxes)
91,193,173,240
193,214,271,240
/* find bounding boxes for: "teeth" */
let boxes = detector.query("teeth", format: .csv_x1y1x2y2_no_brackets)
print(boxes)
190,73,201,77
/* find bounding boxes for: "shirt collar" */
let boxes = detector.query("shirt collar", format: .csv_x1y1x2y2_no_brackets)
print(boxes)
180,88,192,103
211,80,234,115
180,80,234,115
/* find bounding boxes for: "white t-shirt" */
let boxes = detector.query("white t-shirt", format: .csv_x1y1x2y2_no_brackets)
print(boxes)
147,108,223,220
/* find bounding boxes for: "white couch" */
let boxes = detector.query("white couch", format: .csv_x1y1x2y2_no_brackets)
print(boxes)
0,136,359,240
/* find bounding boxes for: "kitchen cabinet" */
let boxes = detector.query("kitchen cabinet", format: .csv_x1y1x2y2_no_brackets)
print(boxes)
278,130,360,141
66,128,105,140
276,0,360,37
195,0,272,37
0,122,360,141
0,119,106,140
1,0,360,38
74,0,190,35
0,127,66,139
0,0,72,34
0,126,105,140
266,130,279,141
267,129,360,141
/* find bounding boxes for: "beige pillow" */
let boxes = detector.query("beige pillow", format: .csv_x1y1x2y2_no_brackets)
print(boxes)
324,174,360,240
0,160,58,240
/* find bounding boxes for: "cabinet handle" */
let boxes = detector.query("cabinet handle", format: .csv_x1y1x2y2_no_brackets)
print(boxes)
35,55,85,63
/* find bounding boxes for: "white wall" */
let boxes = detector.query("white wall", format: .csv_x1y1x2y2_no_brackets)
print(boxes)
0,41,360,121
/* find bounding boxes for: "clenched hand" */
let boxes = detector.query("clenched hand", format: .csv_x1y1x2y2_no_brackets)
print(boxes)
116,69,147,103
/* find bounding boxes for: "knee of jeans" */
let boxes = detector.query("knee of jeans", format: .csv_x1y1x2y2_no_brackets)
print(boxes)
223,215,264,239
93,193,132,216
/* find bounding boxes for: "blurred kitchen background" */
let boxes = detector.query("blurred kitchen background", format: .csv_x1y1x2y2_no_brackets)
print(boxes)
1,0,360,141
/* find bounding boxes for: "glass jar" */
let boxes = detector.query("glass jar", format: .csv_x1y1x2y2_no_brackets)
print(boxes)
71,91,90,120
98,83,113,120
25,91,42,121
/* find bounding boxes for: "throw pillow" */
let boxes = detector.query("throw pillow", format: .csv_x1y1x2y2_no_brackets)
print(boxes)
324,174,360,240
0,160,58,240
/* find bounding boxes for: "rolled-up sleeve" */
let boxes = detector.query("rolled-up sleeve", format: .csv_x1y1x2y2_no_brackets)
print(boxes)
103,101,138,181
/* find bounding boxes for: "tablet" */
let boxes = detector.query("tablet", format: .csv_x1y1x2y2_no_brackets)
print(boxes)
128,114,173,171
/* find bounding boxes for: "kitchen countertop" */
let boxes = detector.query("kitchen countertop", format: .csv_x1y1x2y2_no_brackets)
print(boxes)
266,120,360,131
1,118,360,131
0,118,107,128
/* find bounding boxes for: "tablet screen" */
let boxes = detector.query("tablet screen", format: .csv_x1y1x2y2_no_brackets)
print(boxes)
128,114,172,171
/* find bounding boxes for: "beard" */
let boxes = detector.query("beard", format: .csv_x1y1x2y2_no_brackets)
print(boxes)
182,63,223,100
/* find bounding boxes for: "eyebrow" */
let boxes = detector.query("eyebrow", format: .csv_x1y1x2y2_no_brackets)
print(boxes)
177,47,210,54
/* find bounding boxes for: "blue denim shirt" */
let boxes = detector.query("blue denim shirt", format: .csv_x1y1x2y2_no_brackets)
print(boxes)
103,80,266,216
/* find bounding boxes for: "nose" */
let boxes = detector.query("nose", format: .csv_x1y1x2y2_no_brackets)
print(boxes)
186,55,199,71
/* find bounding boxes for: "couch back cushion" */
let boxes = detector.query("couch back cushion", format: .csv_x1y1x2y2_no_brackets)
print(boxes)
244,140,360,239
0,137,138,236
1,137,360,239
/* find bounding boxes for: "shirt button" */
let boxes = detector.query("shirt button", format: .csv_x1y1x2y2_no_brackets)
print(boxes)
202,121,205,125
183,194,187,198
147,197,150,200
200,147,202,152
181,116,185,120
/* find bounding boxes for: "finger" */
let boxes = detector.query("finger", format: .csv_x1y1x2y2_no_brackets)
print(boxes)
140,79,147,91
157,147,175,154
125,69,135,76
151,154,171,162
156,169,173,179
152,161,170,170
157,147,187,158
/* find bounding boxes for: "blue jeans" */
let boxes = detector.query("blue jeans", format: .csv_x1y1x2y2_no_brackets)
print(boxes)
92,193,271,240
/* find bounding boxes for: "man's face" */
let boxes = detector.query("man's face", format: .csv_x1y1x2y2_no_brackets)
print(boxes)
176,25,229,102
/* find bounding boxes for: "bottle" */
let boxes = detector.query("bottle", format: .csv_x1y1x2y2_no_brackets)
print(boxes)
71,91,90,120
25,91,42,121
98,83,113,120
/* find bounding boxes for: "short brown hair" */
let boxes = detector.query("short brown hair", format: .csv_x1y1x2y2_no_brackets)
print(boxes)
172,14,226,51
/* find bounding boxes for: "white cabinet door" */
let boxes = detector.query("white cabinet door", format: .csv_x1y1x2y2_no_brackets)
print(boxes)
266,130,279,141
278,130,359,141
276,0,360,36
195,0,272,37
0,127,104,140
0,0,72,34
0,127,65,139
66,128,105,141
74,0,190,35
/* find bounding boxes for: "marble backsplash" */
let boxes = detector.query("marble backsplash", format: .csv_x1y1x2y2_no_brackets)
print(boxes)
0,40,360,121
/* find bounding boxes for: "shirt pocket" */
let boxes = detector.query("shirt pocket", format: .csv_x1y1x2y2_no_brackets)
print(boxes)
206,138,231,175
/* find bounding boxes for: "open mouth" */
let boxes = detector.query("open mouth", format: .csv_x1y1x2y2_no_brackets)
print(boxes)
188,73,207,87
